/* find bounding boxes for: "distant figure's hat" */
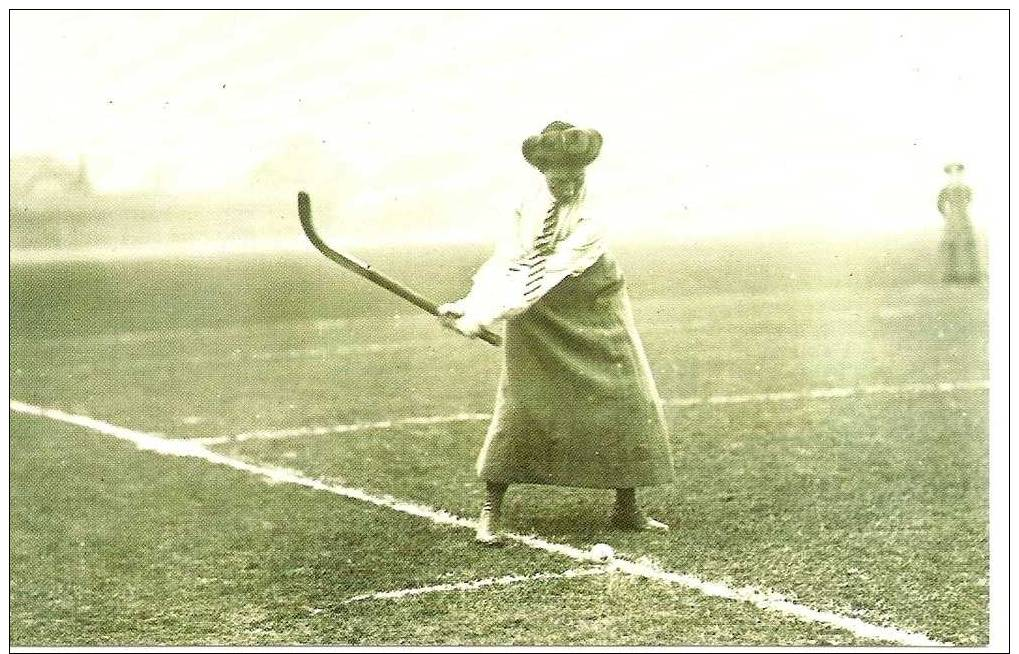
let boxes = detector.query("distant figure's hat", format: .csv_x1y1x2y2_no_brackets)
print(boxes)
522,121,603,172
944,162,965,173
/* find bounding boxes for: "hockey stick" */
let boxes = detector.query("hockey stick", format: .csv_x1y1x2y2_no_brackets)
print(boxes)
298,192,502,347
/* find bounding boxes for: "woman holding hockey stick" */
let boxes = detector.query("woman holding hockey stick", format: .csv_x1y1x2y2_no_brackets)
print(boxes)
438,121,674,545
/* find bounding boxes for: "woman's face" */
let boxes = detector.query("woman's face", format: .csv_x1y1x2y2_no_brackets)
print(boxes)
545,167,584,202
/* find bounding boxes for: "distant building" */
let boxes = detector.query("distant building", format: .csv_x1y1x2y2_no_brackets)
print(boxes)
10,155,92,205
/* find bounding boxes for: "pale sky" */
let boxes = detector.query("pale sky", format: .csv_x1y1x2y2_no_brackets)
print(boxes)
10,10,1008,241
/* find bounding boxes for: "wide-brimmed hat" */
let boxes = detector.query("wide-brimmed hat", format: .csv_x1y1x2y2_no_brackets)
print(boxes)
522,121,603,172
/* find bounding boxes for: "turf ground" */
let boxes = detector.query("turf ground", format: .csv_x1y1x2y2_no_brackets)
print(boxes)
10,238,988,646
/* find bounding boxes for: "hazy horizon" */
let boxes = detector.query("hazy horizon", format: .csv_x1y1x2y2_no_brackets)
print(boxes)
10,10,1007,247
9,219,965,265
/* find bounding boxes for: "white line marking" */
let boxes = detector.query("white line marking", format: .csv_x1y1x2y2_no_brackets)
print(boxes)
191,413,492,446
195,380,990,444
10,399,949,647
664,379,988,407
249,339,437,361
10,400,474,527
343,566,611,604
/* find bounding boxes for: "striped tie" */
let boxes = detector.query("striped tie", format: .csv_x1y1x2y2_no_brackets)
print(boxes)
523,201,561,302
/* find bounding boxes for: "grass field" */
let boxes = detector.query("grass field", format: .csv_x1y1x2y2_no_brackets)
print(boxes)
10,238,989,646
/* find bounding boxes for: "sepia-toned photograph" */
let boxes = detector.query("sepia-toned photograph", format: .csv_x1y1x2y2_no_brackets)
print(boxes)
8,8,1005,648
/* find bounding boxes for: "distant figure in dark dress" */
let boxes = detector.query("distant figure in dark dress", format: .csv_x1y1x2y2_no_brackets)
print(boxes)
937,163,980,284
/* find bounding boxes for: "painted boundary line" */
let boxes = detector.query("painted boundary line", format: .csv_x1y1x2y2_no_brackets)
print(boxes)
193,413,491,446
193,380,990,446
10,399,948,647
665,379,989,407
342,566,611,604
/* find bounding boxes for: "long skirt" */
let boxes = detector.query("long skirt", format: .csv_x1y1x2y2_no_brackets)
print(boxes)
941,220,980,282
477,252,675,488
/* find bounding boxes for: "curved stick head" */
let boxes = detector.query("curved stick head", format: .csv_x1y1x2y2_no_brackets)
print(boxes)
298,191,312,223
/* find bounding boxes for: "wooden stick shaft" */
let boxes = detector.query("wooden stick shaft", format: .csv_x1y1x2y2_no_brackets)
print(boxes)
298,192,502,347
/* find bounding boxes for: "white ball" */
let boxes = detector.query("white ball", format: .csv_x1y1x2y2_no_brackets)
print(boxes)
590,543,615,561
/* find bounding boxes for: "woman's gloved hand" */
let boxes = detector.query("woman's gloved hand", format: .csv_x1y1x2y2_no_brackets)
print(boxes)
437,302,484,339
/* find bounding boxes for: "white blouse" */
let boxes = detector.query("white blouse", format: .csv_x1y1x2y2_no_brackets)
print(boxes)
453,182,607,327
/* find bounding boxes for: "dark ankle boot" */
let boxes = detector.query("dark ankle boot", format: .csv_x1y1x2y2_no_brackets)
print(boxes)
610,488,670,531
476,482,508,546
